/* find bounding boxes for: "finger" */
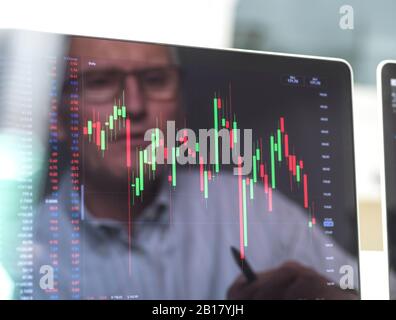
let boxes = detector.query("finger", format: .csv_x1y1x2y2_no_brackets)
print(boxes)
227,261,302,300
249,262,302,299
227,274,257,300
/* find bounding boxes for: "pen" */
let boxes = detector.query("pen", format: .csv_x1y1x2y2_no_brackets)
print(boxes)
230,246,257,283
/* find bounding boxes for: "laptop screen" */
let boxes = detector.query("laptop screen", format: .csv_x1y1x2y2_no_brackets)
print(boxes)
0,30,359,300
379,61,396,299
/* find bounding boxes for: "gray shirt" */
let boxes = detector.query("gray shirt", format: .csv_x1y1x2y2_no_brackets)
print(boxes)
32,169,358,299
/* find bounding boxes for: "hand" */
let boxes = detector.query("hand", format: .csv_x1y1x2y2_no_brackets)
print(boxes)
227,261,358,300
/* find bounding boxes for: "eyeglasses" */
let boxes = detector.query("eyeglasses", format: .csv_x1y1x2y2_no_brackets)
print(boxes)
80,66,180,103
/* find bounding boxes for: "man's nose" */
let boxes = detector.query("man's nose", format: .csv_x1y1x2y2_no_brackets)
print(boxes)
124,75,146,121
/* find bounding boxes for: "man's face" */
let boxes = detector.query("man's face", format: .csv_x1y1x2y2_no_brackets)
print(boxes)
69,38,181,183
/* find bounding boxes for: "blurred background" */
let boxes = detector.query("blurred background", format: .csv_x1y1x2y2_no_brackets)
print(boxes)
1,0,395,299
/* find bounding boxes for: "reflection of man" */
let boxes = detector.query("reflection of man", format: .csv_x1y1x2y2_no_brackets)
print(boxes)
68,38,181,222
33,38,358,299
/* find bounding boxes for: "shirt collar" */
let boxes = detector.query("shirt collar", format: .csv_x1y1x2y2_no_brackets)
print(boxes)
59,173,171,244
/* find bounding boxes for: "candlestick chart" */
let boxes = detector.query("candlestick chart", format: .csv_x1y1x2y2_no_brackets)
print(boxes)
82,88,315,263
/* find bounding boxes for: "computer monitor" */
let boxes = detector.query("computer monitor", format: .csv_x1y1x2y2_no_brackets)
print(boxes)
0,30,360,300
378,60,396,299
